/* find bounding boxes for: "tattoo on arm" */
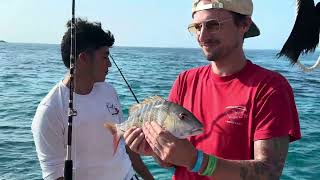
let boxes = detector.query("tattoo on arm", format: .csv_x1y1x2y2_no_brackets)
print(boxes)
239,136,289,180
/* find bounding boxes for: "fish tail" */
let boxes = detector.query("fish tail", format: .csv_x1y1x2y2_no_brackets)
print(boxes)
104,122,121,156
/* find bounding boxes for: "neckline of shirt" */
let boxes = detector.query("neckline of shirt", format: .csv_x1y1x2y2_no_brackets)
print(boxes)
209,60,252,83
59,80,106,98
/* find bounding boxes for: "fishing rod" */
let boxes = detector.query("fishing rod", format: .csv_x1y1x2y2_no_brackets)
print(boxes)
64,0,77,179
63,2,138,178
109,54,140,104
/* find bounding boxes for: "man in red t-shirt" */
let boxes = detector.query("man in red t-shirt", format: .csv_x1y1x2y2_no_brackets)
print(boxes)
124,0,301,179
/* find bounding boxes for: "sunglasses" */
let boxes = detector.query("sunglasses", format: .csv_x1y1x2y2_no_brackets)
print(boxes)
188,18,233,36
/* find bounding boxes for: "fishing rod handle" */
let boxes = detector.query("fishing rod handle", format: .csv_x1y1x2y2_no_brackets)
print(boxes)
64,160,73,180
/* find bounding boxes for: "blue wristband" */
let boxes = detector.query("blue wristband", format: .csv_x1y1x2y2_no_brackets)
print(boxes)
191,150,203,172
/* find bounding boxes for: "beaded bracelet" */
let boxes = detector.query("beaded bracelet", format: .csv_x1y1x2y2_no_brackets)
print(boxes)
191,150,204,172
200,155,217,176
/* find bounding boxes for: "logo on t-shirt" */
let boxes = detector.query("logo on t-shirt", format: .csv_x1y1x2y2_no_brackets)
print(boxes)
106,103,119,115
225,106,248,125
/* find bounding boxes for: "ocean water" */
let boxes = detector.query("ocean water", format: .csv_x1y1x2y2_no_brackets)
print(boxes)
0,43,319,180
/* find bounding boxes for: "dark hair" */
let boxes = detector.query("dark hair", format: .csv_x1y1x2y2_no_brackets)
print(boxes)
61,18,115,68
231,12,248,27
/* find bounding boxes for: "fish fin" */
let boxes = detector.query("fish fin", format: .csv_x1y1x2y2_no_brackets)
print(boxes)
142,95,165,104
104,122,121,156
129,103,143,114
129,95,165,114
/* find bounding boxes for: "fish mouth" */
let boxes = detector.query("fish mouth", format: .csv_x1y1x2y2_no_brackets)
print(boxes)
177,128,204,139
190,128,204,136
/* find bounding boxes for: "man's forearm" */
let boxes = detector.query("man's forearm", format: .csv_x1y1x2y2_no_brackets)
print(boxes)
198,137,289,180
199,155,284,180
126,146,154,180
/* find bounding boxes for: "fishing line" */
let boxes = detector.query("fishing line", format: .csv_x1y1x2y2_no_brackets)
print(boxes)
109,54,140,104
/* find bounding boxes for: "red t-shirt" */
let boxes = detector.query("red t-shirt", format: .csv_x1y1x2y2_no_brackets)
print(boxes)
169,60,301,180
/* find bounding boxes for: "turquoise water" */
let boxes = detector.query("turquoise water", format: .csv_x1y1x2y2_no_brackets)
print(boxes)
0,43,319,180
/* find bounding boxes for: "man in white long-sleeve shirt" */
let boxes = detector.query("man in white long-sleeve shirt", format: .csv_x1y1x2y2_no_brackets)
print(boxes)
31,18,153,180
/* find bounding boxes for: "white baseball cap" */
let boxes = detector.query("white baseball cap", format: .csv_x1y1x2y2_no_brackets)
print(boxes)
192,0,260,38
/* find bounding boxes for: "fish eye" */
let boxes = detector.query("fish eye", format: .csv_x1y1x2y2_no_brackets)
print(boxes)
179,113,187,120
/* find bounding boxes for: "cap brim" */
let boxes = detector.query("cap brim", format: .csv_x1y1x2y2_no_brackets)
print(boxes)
244,21,260,38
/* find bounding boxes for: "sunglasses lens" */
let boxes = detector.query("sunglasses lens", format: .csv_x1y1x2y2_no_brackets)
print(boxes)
188,23,202,35
188,19,225,35
188,25,196,34
206,20,220,32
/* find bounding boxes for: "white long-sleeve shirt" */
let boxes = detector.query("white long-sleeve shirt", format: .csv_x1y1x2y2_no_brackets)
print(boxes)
31,81,134,180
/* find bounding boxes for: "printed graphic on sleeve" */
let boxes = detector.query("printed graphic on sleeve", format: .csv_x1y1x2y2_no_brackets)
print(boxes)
106,102,119,115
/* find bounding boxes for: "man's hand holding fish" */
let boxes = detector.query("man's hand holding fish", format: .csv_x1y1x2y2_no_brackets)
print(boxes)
142,121,198,170
124,127,153,156
124,126,175,168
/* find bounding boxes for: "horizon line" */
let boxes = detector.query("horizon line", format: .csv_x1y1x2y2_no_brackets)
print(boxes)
1,41,287,51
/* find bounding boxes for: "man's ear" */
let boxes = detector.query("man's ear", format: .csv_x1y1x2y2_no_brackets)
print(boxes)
241,16,252,34
78,52,90,66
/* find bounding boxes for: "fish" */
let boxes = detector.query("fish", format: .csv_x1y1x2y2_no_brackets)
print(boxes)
104,96,204,155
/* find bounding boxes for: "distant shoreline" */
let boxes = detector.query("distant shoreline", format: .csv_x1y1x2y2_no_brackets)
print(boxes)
0,40,7,43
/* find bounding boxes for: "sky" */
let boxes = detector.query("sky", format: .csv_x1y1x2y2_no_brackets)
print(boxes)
0,0,319,49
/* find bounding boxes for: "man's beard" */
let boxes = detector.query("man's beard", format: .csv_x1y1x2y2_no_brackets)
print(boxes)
202,39,241,62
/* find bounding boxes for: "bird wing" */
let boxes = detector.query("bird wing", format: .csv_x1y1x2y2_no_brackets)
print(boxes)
278,0,319,64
